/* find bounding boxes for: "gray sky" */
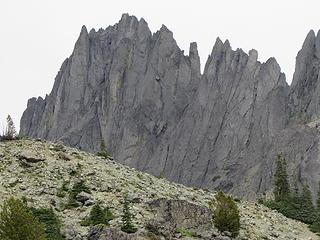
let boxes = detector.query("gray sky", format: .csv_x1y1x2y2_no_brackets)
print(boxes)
1,0,320,132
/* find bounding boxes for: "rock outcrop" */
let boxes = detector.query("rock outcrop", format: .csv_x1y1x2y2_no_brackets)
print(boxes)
20,14,320,199
289,30,320,122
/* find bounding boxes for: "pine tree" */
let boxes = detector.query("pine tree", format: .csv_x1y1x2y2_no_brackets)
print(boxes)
310,183,320,233
213,191,240,238
1,115,17,140
6,115,16,139
0,197,47,240
317,182,320,212
100,139,106,151
273,154,290,202
310,216,320,233
89,204,113,226
30,207,64,240
121,193,137,234
289,181,302,219
297,185,316,224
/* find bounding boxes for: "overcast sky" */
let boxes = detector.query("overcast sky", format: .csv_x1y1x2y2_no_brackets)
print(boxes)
1,0,320,132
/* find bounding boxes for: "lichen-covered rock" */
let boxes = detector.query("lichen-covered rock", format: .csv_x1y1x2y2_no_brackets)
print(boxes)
18,150,45,163
146,218,176,239
147,198,212,232
88,226,140,240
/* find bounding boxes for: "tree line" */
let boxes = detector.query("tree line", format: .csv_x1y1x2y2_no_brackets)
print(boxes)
262,154,320,233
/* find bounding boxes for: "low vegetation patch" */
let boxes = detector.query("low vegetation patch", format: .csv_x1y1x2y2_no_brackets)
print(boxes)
96,151,111,159
30,207,65,240
66,180,91,208
0,197,47,240
57,181,69,198
212,191,240,238
80,203,113,226
175,227,197,237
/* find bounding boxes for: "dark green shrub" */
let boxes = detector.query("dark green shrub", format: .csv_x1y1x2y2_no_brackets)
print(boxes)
66,180,91,208
121,193,137,234
213,191,240,237
310,217,320,234
57,191,66,198
296,185,316,224
96,151,111,159
30,207,64,240
80,203,113,226
57,181,69,198
69,170,78,176
233,198,241,203
0,197,47,240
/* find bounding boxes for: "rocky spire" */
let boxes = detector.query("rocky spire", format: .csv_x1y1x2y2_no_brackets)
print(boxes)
289,30,320,122
19,15,320,199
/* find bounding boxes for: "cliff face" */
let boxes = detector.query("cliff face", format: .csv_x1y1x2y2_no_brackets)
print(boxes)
289,30,320,122
20,14,320,199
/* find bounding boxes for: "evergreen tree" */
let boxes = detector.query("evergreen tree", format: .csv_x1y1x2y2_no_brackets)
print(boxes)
213,191,240,238
291,182,300,206
121,193,137,234
310,217,320,234
0,197,47,240
288,182,302,220
264,157,320,233
298,185,316,224
81,203,113,226
90,204,106,225
310,183,320,233
273,154,290,201
100,139,106,151
30,207,64,240
317,182,320,212
1,115,16,140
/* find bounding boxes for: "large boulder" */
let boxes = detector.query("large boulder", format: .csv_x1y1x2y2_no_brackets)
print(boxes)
147,198,213,231
88,226,140,240
146,199,213,239
76,191,94,204
18,150,45,163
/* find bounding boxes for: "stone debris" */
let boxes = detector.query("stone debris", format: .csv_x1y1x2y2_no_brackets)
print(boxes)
0,139,318,239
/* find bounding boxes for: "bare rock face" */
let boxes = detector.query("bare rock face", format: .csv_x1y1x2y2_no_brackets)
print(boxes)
289,30,320,122
162,42,288,199
19,14,320,199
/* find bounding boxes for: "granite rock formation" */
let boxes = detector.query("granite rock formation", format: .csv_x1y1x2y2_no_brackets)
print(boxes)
20,14,320,199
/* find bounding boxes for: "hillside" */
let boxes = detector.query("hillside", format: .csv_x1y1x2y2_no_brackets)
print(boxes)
0,139,318,239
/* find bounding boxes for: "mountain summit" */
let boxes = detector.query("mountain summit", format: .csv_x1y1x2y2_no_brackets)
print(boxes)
20,14,320,200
